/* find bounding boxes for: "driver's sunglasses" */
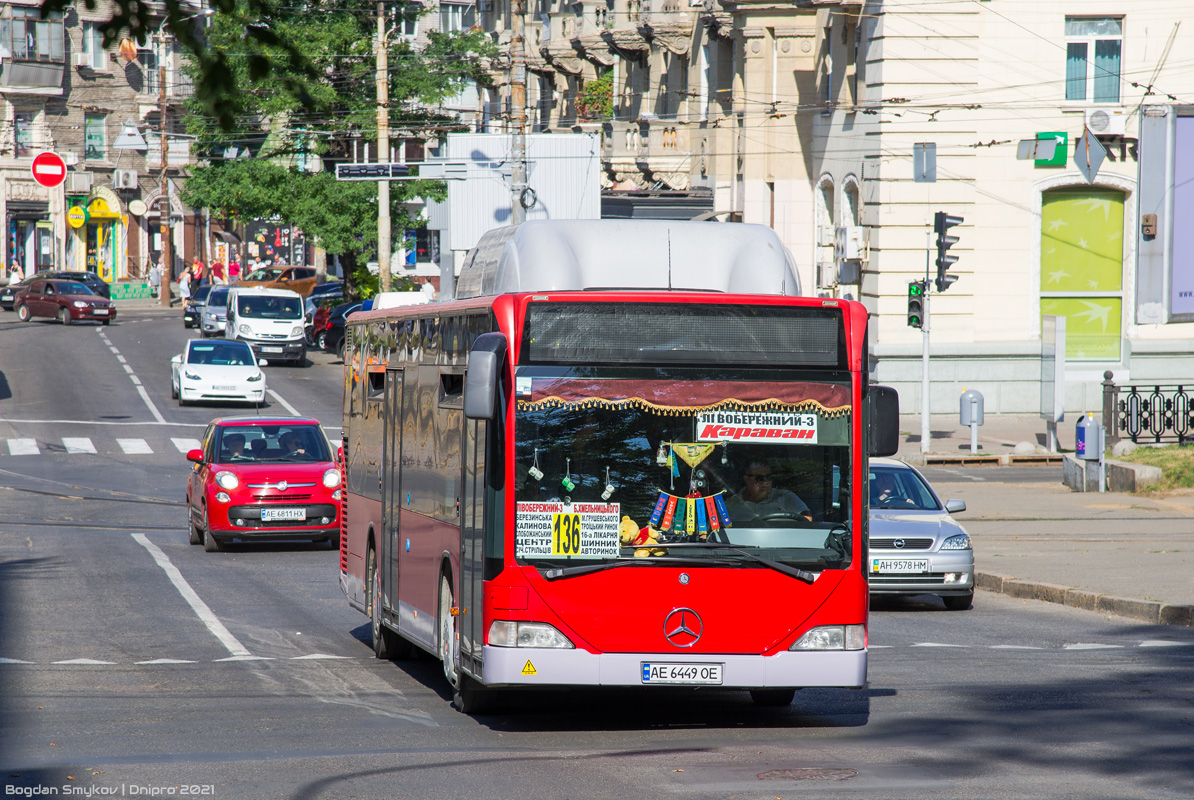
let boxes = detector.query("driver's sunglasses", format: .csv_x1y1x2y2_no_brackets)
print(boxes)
746,473,772,482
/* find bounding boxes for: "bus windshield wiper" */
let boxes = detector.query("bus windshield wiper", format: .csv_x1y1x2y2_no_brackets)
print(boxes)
649,543,818,584
540,556,737,581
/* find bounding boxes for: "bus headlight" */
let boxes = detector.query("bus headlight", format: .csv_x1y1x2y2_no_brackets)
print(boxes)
790,624,866,651
488,621,575,649
323,468,342,488
215,471,239,490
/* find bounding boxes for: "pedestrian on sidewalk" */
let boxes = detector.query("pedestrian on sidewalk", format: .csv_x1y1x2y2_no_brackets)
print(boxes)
228,259,240,283
7,258,22,286
178,268,191,305
148,262,161,298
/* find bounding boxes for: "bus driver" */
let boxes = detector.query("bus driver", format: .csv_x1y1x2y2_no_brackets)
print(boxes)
725,461,813,524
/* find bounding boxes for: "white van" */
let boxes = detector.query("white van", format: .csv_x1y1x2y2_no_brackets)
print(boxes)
225,286,306,366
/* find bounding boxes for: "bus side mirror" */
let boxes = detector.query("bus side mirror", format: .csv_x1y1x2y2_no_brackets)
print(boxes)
464,333,508,420
868,385,900,457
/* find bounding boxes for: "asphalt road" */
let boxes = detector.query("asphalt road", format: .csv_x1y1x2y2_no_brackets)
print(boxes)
2,310,1192,799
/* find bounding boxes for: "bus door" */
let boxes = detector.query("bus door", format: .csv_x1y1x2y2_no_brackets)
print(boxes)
460,416,487,677
381,368,404,617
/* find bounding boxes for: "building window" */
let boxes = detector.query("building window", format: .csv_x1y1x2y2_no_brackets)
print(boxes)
0,7,65,62
81,22,105,69
439,2,475,32
1065,17,1122,103
84,113,106,160
13,112,33,157
399,2,421,37
1040,187,1124,360
138,46,160,93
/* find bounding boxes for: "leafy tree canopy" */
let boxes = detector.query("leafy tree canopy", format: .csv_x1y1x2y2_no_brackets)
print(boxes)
50,0,494,295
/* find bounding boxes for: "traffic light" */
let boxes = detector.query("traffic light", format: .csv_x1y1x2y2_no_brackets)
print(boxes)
907,280,925,328
934,211,963,292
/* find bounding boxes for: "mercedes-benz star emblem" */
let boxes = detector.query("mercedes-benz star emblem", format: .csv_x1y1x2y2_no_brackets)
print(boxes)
664,608,703,648
894,538,906,549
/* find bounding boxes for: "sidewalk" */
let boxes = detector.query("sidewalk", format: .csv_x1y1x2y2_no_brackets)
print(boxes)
895,414,1194,627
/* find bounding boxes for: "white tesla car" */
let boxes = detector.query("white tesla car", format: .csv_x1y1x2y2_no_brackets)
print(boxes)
171,339,267,407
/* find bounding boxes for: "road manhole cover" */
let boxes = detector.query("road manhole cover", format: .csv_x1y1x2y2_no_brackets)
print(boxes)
757,768,857,781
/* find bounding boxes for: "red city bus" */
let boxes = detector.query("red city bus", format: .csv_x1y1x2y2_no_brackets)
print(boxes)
338,220,899,712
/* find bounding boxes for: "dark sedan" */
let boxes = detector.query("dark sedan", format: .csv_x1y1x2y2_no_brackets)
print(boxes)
43,270,111,298
1,273,44,310
183,285,212,328
15,279,117,325
319,301,362,359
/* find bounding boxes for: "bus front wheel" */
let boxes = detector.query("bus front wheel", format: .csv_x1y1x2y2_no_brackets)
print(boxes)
439,575,460,689
369,548,398,659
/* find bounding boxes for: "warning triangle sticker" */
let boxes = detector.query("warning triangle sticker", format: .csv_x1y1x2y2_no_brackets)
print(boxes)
521,660,537,676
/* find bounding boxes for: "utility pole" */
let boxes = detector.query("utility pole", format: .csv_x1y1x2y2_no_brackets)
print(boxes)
376,0,392,292
510,0,527,225
158,35,172,309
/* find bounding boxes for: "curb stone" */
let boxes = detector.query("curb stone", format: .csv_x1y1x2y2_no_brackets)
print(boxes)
975,571,1193,627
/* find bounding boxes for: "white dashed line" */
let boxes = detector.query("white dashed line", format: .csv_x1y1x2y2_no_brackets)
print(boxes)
0,658,33,664
214,655,274,662
990,645,1045,650
290,653,352,660
1064,643,1125,650
132,533,253,658
117,438,153,454
172,437,202,452
136,659,197,665
266,388,302,416
1139,640,1193,648
62,438,97,454
911,642,970,648
7,439,38,455
53,658,116,665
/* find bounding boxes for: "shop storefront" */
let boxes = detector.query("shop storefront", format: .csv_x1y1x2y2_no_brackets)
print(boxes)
67,188,127,282
7,201,53,275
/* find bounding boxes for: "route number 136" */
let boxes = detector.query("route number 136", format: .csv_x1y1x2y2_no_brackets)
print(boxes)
552,513,582,555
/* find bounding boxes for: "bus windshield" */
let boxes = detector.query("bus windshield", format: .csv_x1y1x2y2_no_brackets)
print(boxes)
514,371,852,573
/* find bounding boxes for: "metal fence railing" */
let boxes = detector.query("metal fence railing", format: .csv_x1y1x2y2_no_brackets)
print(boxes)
1103,371,1194,446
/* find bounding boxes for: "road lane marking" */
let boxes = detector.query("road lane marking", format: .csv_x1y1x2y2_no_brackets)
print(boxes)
132,533,252,658
935,467,984,482
7,439,38,455
98,328,166,424
291,653,352,660
136,658,197,664
911,642,970,648
62,438,96,454
1064,643,1124,650
214,655,274,662
53,658,116,665
172,437,202,452
266,388,302,416
1139,640,1192,648
0,658,33,664
118,438,153,454
990,645,1045,650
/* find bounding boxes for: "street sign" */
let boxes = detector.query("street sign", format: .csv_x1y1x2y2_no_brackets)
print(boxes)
913,142,936,183
1073,127,1107,184
335,162,412,181
31,151,68,188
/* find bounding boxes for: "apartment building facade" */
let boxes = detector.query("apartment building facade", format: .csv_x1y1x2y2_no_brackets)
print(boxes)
812,0,1194,414
1,0,198,292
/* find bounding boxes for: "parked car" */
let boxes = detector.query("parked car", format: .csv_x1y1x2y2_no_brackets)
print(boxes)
0,272,46,310
306,295,343,348
183,285,212,328
307,281,343,302
200,285,231,337
170,338,266,407
14,279,117,325
45,270,110,299
235,266,319,297
319,300,362,359
185,416,341,551
867,457,974,610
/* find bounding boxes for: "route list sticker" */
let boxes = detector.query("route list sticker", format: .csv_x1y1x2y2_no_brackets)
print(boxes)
516,502,620,559
696,410,819,444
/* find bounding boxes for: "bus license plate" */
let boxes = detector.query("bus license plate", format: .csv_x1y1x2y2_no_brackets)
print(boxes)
872,559,929,574
261,507,306,522
641,663,723,685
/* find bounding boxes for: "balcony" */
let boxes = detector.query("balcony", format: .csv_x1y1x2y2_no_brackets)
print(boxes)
0,60,65,94
603,119,694,189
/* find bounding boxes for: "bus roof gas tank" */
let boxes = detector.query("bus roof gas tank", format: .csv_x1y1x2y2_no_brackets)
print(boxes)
455,220,803,299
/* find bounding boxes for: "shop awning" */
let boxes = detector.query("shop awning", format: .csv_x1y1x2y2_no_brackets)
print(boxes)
212,230,241,245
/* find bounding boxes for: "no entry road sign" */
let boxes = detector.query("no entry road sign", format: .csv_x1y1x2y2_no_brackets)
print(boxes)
31,151,68,188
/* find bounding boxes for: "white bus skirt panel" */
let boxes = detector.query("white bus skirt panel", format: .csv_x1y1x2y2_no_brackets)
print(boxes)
480,646,867,688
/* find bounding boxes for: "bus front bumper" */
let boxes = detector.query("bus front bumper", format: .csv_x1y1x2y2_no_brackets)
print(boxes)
480,646,866,688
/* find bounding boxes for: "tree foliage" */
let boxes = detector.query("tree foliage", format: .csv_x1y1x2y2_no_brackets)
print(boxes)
52,0,494,295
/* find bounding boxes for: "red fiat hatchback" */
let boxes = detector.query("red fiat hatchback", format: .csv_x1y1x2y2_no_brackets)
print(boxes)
186,416,342,552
